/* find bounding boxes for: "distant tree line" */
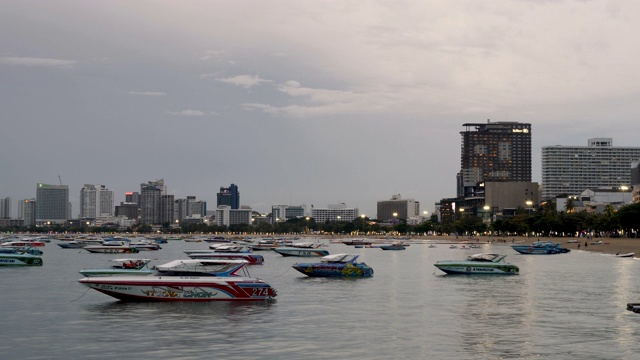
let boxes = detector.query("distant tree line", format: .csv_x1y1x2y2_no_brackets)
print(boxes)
2,203,640,238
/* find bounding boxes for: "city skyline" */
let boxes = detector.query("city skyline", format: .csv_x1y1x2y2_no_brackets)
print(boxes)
2,1,640,219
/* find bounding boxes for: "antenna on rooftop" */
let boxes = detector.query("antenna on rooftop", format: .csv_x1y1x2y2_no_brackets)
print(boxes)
58,175,62,185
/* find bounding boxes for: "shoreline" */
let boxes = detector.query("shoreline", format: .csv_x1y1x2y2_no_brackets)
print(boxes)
312,235,640,256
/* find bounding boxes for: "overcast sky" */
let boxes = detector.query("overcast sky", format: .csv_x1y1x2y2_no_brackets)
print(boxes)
2,1,639,218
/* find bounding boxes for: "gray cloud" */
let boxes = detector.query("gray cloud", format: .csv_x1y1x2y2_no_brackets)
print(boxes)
216,75,272,89
128,91,167,96
0,56,76,67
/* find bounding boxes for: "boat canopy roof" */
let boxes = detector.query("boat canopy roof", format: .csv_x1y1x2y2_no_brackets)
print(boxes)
156,259,249,276
320,254,359,263
466,253,506,262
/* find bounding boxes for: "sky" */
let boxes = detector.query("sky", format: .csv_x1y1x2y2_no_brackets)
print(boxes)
2,0,640,219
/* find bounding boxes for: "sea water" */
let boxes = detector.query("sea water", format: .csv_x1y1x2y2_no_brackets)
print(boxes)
1,240,639,359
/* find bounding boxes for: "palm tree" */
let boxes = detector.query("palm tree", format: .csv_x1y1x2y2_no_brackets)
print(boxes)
565,197,575,213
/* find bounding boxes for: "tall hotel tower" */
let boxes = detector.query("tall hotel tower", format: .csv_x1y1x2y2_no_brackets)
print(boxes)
35,183,69,225
217,184,240,209
140,179,166,225
541,138,640,199
459,121,532,198
80,184,114,218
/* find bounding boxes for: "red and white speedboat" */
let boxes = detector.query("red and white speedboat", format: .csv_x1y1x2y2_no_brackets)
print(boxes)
78,259,277,302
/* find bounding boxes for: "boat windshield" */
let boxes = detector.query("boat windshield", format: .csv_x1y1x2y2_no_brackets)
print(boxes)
467,254,503,262
321,254,358,263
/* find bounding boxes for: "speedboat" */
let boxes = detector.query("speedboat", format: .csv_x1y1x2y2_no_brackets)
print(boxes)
58,241,85,249
79,258,154,277
273,247,330,257
83,240,140,254
130,239,162,251
292,254,374,277
434,253,519,275
78,259,277,302
380,242,406,250
616,253,635,258
511,241,570,255
187,252,264,265
0,251,43,266
341,239,372,246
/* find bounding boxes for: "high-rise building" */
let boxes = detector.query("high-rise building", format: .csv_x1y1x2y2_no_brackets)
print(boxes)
19,199,36,226
217,184,239,209
160,194,175,224
311,203,359,223
0,197,11,219
80,184,114,218
35,183,69,225
541,138,640,199
125,192,140,205
459,121,531,197
140,179,166,225
271,205,305,224
216,205,252,226
376,194,419,221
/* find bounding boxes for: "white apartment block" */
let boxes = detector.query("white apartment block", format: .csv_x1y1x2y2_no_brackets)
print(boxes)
216,205,252,226
80,184,114,218
542,138,640,199
311,203,359,223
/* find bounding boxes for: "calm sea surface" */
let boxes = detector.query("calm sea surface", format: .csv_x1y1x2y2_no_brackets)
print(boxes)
1,239,639,359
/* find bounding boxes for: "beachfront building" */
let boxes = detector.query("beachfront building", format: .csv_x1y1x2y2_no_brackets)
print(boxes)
271,205,305,224
541,138,640,200
215,205,252,226
311,203,359,223
452,120,536,218
377,194,419,221
35,183,70,225
79,184,114,219
459,120,532,199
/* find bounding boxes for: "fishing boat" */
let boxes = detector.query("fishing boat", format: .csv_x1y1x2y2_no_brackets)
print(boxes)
187,252,264,265
434,253,519,275
511,241,570,255
79,259,154,276
292,254,374,277
78,259,277,302
273,247,330,257
0,251,43,266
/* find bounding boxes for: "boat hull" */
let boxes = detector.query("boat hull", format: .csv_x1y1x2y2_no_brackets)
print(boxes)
0,254,43,266
511,244,570,255
78,276,276,301
83,246,140,254
292,263,373,277
434,262,519,275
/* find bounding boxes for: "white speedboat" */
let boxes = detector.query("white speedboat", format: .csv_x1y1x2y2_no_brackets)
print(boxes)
78,259,277,302
434,253,519,275
273,247,330,257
